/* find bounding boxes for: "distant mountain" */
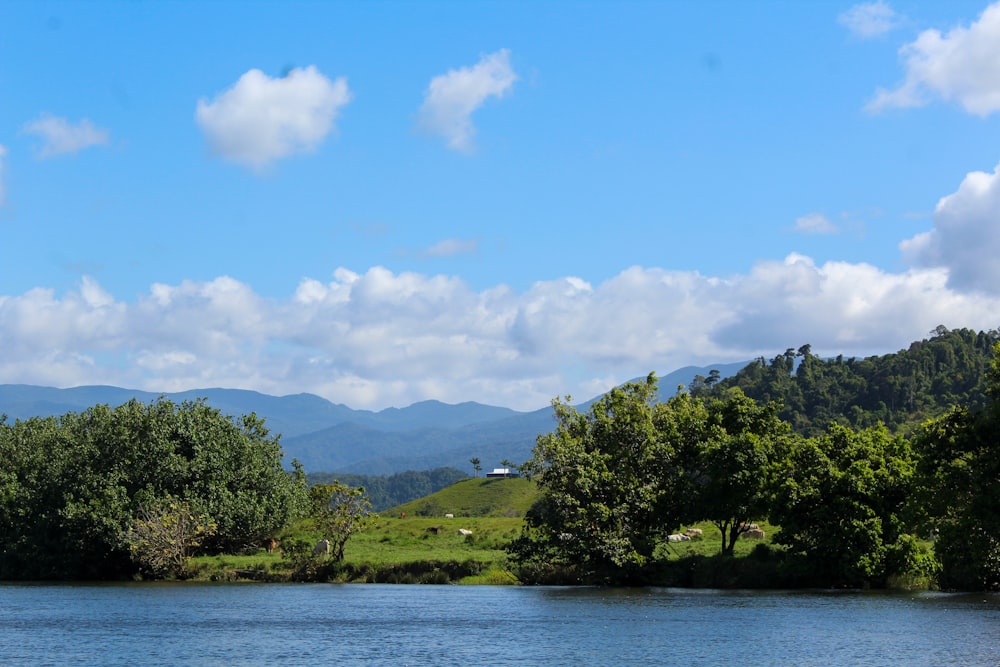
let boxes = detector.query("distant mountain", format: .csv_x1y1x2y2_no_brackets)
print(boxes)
0,362,745,475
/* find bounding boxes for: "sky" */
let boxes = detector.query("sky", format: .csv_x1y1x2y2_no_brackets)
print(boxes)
2,0,1000,412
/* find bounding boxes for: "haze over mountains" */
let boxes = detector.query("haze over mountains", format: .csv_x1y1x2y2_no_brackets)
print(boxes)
0,363,746,474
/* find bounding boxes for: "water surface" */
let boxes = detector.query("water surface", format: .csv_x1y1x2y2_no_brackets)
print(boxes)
1,584,998,666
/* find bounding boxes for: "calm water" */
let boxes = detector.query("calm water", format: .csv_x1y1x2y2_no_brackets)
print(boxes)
1,584,999,666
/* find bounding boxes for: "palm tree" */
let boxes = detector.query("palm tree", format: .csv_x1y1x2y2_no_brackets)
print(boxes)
470,457,482,478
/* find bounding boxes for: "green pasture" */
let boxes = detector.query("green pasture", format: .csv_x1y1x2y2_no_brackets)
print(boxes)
189,476,785,584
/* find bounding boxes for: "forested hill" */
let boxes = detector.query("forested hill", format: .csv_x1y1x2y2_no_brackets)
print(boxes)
689,327,999,437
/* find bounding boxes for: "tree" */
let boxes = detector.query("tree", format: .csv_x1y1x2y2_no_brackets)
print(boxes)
912,341,1000,590
0,398,309,580
470,457,482,478
123,496,217,578
693,389,787,554
769,423,919,587
308,482,372,561
512,374,700,582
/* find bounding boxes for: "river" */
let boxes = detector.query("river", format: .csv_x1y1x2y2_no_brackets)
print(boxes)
1,584,999,666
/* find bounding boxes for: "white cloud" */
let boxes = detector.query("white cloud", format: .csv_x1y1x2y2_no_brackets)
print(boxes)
1,259,997,412
901,161,1000,294
421,238,479,257
21,114,110,157
793,213,839,235
195,66,352,169
0,144,6,205
839,1,901,38
868,2,1000,114
417,49,518,152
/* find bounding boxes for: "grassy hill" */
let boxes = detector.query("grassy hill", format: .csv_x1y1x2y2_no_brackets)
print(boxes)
387,477,539,518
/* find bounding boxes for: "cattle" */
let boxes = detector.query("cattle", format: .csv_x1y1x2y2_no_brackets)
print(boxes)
667,534,691,542
313,539,331,555
684,528,703,537
264,537,279,553
444,513,455,519
458,529,473,536
742,528,766,540
427,526,441,535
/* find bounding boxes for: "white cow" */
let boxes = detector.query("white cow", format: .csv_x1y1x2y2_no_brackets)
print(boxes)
667,534,691,542
742,528,766,539
313,539,331,555
458,529,473,536
444,513,454,519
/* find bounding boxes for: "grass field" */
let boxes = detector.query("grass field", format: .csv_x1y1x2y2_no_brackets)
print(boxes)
189,478,784,584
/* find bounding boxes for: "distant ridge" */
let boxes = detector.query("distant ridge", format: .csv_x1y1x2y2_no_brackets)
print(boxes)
0,362,746,474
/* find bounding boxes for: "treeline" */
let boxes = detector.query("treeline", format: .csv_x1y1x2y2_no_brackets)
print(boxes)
690,327,999,436
0,399,308,580
308,468,468,512
510,339,1000,590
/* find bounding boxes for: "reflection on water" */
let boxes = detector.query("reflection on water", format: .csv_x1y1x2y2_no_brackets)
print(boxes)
1,584,999,666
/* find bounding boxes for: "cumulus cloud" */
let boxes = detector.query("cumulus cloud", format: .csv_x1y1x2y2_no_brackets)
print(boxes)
839,1,901,38
417,49,518,152
2,259,997,411
195,66,352,169
793,213,839,235
901,161,1000,294
21,114,110,157
868,2,1000,114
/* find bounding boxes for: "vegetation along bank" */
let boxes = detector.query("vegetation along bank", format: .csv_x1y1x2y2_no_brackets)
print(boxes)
1,327,998,589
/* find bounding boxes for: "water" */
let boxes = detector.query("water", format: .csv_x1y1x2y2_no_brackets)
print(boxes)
1,584,999,666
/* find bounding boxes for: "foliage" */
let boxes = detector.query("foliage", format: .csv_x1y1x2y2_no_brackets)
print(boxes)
123,497,217,578
692,389,788,554
0,398,308,580
768,423,918,587
912,341,1000,590
308,467,468,512
308,482,372,561
512,374,704,582
693,328,999,437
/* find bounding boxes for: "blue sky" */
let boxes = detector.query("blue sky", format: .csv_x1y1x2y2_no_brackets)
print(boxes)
2,0,999,411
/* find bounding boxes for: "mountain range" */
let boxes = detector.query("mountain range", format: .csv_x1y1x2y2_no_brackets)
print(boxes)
0,363,745,474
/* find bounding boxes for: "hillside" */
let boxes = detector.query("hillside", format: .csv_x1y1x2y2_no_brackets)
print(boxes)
388,477,539,519
692,327,999,436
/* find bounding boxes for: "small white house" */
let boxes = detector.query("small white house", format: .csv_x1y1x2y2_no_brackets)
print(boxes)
485,467,519,478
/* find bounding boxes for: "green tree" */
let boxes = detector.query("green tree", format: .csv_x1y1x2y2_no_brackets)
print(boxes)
769,423,918,587
0,398,308,580
912,341,1000,590
308,482,372,561
694,389,787,554
512,374,699,582
470,457,482,478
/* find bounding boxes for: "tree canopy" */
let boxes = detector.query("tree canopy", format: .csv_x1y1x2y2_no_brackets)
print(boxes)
692,328,999,436
512,375,787,583
512,341,1000,589
0,398,308,579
